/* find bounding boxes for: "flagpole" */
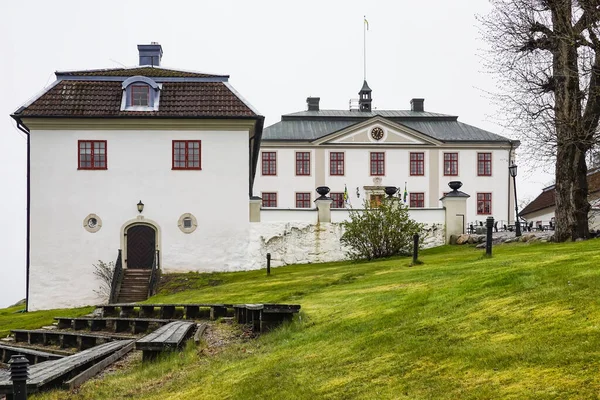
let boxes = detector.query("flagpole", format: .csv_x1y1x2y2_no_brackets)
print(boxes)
363,15,367,81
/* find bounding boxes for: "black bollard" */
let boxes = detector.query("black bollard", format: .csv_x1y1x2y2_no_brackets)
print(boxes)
9,355,28,400
412,234,419,264
486,216,494,257
266,253,271,276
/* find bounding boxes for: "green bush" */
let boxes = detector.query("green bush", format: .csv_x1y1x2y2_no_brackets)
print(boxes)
341,199,424,260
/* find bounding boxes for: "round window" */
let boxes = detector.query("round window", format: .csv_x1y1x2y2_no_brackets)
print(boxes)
83,214,102,233
178,213,197,234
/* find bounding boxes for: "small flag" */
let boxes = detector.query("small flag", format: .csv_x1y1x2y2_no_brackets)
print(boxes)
364,16,369,31
403,182,408,203
344,184,349,204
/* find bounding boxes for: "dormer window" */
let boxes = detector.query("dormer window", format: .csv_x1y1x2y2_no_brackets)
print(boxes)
121,76,161,112
131,85,149,106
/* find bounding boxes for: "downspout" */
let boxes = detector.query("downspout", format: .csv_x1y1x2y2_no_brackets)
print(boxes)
249,116,264,197
12,116,30,312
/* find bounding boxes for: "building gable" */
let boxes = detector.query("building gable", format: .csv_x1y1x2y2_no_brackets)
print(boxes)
315,117,440,146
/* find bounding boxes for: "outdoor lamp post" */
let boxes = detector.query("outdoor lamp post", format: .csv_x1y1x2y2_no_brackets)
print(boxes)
137,200,144,214
509,164,522,237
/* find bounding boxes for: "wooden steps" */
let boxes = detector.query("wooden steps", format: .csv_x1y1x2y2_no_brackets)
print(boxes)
11,329,133,351
117,269,151,303
0,340,134,396
99,303,234,320
234,304,301,332
54,317,173,334
0,344,64,365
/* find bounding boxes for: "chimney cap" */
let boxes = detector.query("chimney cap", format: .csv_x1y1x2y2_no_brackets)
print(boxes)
410,98,425,112
138,43,163,67
306,97,320,111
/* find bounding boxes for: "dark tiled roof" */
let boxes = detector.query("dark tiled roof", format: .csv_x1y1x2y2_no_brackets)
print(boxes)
519,189,555,216
520,169,600,216
17,80,257,118
56,67,227,78
263,111,512,142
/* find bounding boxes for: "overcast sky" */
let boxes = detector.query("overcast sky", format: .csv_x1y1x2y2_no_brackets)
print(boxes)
0,0,554,308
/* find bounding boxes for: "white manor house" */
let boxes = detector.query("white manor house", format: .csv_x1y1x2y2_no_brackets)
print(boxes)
254,81,519,225
12,44,517,310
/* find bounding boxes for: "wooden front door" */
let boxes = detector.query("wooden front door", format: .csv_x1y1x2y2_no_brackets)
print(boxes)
126,225,156,269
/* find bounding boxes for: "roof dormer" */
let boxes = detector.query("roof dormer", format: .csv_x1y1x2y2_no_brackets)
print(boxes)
120,76,161,112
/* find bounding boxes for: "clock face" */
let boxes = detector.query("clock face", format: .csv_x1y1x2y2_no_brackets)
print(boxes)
371,127,384,140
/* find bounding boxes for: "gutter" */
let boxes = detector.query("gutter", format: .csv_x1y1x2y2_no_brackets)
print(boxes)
10,114,30,313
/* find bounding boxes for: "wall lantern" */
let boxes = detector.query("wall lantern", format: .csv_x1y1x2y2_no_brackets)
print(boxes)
137,200,144,214
356,187,360,198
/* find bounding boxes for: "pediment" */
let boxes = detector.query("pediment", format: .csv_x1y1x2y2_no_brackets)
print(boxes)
313,116,440,146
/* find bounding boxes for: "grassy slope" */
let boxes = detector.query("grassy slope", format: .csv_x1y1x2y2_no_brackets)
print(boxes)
0,306,93,339
27,241,600,399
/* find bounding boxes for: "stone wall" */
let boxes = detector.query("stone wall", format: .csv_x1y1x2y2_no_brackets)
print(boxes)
247,221,446,269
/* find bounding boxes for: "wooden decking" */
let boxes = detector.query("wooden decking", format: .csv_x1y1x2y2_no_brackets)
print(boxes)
135,321,196,361
0,340,134,396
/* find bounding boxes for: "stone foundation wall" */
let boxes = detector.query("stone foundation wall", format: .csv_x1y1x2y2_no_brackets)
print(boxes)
247,222,446,269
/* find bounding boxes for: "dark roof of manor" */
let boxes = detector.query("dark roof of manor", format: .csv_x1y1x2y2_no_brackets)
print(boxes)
56,66,228,78
13,67,258,119
263,110,514,143
520,168,600,216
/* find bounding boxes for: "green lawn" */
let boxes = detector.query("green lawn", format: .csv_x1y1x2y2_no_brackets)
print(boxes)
0,305,92,339
6,240,600,399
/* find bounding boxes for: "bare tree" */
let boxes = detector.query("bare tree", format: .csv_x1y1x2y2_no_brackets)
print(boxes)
480,0,600,241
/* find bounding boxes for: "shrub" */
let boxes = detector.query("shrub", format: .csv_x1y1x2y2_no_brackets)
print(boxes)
341,199,424,261
93,260,115,300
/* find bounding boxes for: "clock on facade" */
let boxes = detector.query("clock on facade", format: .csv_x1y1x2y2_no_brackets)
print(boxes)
371,127,384,140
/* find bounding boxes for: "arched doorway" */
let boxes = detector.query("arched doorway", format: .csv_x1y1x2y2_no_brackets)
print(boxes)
125,224,156,269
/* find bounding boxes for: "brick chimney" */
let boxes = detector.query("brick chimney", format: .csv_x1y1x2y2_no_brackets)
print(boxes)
411,98,425,112
138,43,163,67
307,97,320,111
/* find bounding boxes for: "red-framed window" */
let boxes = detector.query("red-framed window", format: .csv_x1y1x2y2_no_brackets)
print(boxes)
477,153,492,176
296,192,311,208
78,140,107,170
477,193,492,215
370,152,385,176
262,152,277,175
444,152,458,176
172,140,201,170
410,152,424,176
330,152,344,175
262,192,277,207
131,85,149,106
296,152,310,176
410,193,425,208
330,193,345,208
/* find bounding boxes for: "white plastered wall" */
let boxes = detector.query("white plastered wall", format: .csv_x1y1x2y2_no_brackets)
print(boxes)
29,127,250,310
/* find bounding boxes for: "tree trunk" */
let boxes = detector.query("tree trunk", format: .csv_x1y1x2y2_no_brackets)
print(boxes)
554,143,590,241
552,1,590,241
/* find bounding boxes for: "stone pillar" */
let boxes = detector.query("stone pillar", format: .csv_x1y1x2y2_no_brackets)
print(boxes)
315,186,332,223
315,199,333,223
249,196,262,222
440,181,470,243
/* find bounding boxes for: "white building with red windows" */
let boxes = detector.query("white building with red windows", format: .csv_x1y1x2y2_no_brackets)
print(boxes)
12,44,264,310
253,82,519,225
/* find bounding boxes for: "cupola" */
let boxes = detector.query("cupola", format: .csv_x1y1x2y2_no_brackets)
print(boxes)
358,80,372,112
